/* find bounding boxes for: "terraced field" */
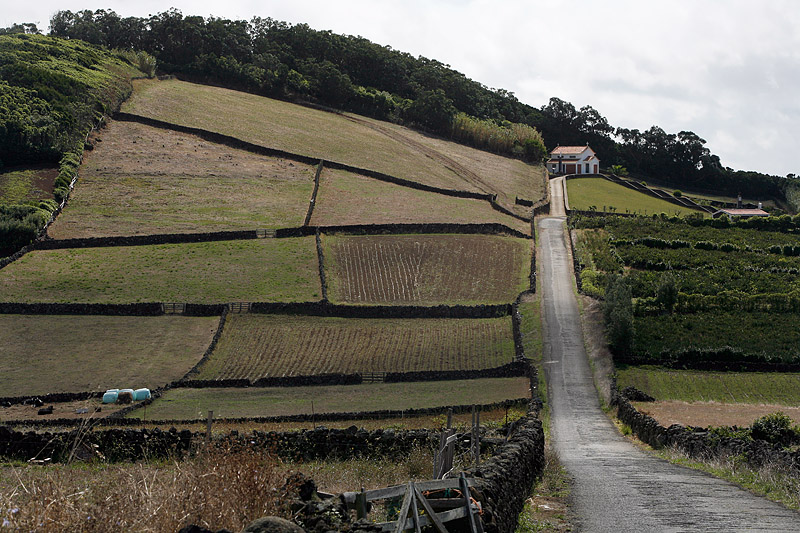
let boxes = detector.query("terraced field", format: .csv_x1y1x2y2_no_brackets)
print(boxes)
0,315,217,396
0,238,320,303
567,177,701,216
309,168,530,235
49,121,314,238
128,377,532,420
194,314,515,380
324,234,530,305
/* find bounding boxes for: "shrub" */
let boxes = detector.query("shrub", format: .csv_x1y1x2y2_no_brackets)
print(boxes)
656,273,678,313
750,412,798,447
673,190,682,197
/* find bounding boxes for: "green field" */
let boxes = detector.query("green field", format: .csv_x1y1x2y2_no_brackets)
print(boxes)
617,366,800,405
566,177,701,216
324,234,531,305
128,377,532,420
310,168,530,235
49,121,313,238
0,168,57,205
195,314,515,380
0,315,217,396
0,238,320,303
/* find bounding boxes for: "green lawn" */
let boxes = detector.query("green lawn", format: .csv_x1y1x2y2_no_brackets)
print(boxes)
0,315,217,396
617,366,800,405
566,177,701,216
0,238,320,303
128,377,532,420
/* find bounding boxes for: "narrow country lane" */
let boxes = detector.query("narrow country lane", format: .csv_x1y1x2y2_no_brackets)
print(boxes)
538,179,800,531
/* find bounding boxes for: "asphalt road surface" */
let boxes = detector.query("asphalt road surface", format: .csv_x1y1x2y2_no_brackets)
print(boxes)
538,213,800,532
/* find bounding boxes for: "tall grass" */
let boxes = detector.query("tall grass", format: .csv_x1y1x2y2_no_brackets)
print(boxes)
450,114,546,161
118,50,157,78
0,446,291,532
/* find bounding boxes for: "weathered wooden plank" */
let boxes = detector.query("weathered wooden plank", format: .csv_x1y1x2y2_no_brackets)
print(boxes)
345,478,473,503
414,484,450,533
379,508,468,532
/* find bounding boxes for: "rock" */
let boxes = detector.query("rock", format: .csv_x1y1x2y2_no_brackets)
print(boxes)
38,406,54,415
621,386,655,402
241,517,304,533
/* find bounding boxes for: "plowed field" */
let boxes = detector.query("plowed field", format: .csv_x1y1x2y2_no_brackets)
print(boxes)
324,234,530,305
194,314,515,380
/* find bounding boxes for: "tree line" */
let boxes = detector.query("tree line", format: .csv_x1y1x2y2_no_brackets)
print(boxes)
9,9,800,206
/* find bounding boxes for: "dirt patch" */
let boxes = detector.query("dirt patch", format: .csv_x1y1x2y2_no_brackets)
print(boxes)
579,296,614,407
1,398,127,422
0,166,58,204
635,401,800,428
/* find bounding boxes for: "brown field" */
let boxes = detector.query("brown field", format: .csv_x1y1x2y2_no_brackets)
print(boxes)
49,120,313,239
0,315,217,396
324,234,531,305
356,115,548,213
194,314,515,380
0,237,321,304
0,397,129,422
127,377,532,420
634,401,800,428
0,166,58,204
309,168,530,235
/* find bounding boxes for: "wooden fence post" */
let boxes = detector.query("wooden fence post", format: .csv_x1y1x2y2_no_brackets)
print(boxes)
206,410,213,444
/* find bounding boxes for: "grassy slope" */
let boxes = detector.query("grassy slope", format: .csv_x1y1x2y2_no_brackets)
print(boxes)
0,315,217,396
324,233,531,305
195,314,515,379
310,167,530,235
49,121,313,238
129,377,532,419
567,177,701,216
0,238,320,303
617,366,800,405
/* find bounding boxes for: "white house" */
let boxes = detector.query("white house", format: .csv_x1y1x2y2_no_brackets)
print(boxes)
547,145,600,175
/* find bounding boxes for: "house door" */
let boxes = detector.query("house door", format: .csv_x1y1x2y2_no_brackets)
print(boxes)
565,164,576,174
585,163,590,174
594,164,598,174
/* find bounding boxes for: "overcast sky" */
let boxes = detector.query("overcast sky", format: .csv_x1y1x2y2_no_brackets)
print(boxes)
4,1,799,177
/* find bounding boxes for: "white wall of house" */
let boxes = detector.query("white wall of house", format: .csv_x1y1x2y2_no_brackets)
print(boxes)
548,146,600,175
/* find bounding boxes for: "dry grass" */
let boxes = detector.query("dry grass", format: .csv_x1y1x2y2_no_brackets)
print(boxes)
0,446,293,532
49,121,314,238
0,237,321,304
124,79,476,193
127,378,532,420
310,168,530,235
324,233,531,305
0,315,217,397
195,314,515,380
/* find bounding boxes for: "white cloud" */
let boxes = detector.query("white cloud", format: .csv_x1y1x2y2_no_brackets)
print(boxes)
3,0,800,175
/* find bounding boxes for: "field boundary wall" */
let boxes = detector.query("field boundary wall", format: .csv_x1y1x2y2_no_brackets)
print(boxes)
3,398,530,429
0,302,164,315
21,222,530,252
315,230,329,301
614,393,800,480
249,301,512,318
466,414,545,533
303,160,324,226
178,308,229,381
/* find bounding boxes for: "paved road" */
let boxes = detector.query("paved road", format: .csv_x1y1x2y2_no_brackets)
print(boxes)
538,209,800,531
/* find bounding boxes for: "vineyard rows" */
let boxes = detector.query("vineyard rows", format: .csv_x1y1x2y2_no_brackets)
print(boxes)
325,234,530,304
195,314,515,380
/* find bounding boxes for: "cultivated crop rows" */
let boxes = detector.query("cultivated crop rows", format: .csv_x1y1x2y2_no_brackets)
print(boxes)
326,234,529,304
195,314,515,380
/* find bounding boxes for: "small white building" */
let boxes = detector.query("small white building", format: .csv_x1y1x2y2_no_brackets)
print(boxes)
547,145,600,175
